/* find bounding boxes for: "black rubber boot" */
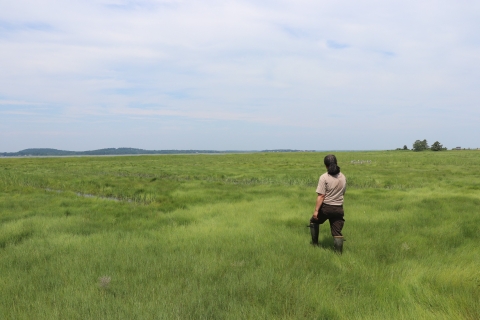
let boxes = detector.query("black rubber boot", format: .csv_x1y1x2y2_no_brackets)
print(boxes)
333,236,344,254
310,223,319,246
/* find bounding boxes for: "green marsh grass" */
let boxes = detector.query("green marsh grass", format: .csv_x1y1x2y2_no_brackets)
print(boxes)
0,151,479,319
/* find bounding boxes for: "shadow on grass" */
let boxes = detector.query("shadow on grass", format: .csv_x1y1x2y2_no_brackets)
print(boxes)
318,237,333,250
307,236,335,252
318,237,335,251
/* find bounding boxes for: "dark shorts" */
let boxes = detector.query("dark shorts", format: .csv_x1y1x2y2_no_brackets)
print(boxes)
310,203,345,237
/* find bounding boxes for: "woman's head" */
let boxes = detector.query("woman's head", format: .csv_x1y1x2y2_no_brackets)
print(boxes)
324,154,340,175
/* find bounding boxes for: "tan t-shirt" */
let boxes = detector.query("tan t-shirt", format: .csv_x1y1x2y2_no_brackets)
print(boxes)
316,172,346,206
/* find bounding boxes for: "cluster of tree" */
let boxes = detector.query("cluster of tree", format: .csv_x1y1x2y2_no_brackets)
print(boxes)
396,140,447,151
412,140,446,151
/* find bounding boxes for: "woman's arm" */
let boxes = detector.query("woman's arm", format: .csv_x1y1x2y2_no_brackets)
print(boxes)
312,193,325,219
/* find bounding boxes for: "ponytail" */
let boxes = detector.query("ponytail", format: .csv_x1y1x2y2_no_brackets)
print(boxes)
324,154,340,175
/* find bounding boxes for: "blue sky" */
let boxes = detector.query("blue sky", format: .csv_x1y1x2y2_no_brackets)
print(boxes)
1,0,479,152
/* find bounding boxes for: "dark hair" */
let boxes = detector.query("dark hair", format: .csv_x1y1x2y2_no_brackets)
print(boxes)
324,154,340,175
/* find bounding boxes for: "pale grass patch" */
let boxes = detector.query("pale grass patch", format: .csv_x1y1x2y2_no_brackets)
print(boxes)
98,276,111,289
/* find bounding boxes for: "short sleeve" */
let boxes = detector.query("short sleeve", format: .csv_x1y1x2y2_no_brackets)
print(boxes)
316,175,326,194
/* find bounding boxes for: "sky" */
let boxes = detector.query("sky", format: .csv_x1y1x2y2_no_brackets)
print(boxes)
1,0,479,152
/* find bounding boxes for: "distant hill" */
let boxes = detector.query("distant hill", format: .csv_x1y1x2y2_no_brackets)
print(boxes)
0,148,225,157
0,148,309,157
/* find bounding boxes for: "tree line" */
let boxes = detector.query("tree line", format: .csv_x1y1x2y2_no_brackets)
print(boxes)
396,140,446,151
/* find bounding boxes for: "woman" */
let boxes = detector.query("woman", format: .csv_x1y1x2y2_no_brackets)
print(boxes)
309,154,347,253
